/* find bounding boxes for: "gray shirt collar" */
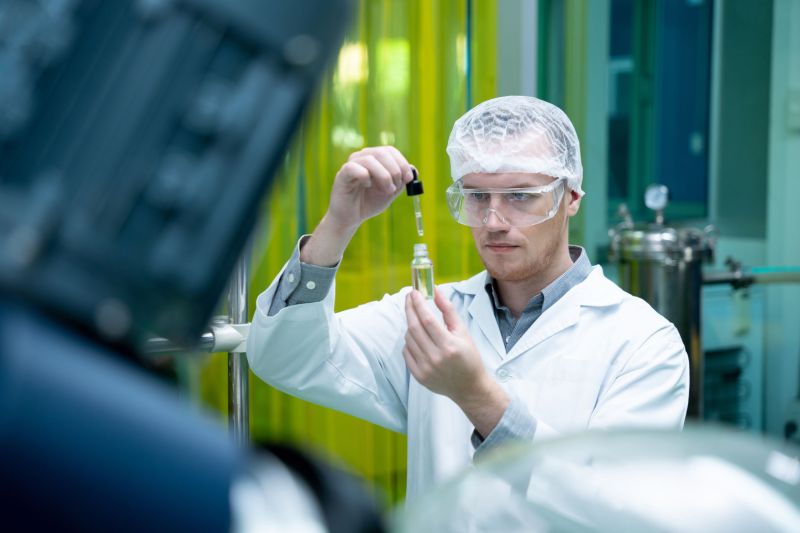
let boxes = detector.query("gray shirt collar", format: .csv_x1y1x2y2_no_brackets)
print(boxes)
486,246,592,351
485,245,592,318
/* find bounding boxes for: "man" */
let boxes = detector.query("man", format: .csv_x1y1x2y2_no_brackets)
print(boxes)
247,96,689,501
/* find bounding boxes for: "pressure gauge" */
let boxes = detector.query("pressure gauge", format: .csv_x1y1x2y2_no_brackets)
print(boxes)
644,184,670,211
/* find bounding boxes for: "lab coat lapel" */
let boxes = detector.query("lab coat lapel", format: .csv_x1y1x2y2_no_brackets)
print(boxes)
453,272,507,360
505,297,581,361
505,267,622,362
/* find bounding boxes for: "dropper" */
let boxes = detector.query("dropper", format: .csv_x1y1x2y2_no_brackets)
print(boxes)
406,168,424,236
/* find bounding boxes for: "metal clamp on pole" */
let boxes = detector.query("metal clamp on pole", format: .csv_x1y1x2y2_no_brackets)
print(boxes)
211,322,250,353
143,323,250,353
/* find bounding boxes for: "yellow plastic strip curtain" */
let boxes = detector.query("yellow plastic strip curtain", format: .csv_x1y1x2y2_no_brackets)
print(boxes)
197,0,496,504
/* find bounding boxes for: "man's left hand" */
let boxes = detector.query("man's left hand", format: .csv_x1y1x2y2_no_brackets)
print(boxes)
403,288,509,438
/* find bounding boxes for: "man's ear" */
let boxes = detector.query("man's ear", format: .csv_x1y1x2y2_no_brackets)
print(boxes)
566,189,581,217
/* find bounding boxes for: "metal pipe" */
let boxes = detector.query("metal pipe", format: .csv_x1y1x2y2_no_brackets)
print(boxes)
702,271,755,288
227,253,250,445
751,269,800,285
144,331,217,354
703,268,800,287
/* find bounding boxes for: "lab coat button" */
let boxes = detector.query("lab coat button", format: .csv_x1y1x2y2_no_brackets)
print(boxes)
496,368,510,381
287,273,295,283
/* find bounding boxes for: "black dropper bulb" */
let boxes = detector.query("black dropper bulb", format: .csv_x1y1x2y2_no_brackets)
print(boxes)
406,168,423,196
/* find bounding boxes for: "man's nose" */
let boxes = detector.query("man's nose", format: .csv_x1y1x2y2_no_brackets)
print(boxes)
482,208,510,230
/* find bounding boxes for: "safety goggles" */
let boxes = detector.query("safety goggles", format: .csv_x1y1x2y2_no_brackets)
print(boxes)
446,178,566,228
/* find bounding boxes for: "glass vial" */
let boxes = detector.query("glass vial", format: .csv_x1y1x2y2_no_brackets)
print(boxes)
411,243,434,299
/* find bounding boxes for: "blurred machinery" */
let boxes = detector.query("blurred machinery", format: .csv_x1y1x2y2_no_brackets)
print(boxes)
701,281,765,431
610,185,800,424
609,185,716,418
0,1,386,531
0,0,349,348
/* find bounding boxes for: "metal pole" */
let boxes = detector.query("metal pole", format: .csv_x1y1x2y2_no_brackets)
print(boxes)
227,253,250,444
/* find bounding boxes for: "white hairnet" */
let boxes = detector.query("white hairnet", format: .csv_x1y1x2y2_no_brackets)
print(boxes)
446,95,584,196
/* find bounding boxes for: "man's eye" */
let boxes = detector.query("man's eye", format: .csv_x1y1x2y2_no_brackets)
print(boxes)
467,191,488,202
509,192,538,202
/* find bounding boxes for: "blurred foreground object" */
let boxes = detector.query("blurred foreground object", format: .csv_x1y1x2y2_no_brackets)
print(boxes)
0,300,382,532
398,426,800,532
0,1,386,531
0,0,349,348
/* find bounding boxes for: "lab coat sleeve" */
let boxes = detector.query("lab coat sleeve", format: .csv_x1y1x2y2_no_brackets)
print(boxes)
588,323,690,430
247,262,410,434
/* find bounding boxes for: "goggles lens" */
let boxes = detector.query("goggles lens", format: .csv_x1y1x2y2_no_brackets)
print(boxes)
446,179,566,228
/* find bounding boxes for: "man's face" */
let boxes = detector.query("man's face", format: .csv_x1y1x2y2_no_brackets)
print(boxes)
463,172,580,282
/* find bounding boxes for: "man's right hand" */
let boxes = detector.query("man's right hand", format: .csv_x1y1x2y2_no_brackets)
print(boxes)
300,146,415,267
327,146,415,229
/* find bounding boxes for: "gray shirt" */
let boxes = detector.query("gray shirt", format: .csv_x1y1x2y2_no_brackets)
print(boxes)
269,238,593,459
486,246,592,352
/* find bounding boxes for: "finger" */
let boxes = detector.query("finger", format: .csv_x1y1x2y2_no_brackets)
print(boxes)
350,146,414,185
410,290,450,345
404,328,431,366
360,145,407,168
361,148,403,190
383,146,414,184
373,151,404,193
405,292,438,353
402,346,424,381
347,148,368,162
353,155,395,194
407,164,418,184
434,287,464,334
339,161,372,189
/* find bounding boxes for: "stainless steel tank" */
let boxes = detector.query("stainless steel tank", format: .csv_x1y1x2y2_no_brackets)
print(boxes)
608,186,715,418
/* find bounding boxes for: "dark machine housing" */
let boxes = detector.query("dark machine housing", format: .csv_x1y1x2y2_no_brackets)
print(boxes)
0,0,348,348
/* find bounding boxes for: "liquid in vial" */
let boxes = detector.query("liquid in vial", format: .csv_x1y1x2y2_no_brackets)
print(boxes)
411,243,434,299
413,196,424,236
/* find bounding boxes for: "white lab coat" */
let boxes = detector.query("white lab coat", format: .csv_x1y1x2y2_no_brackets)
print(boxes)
247,264,689,502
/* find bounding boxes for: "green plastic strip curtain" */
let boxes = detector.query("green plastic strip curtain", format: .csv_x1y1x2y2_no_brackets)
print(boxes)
195,0,497,504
